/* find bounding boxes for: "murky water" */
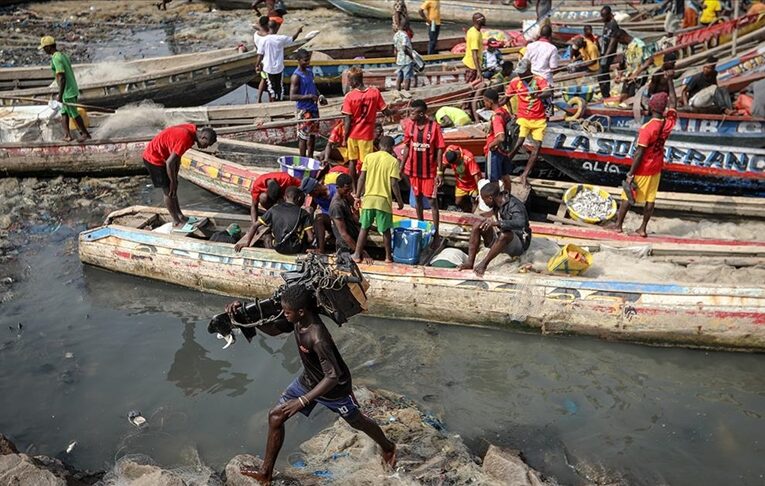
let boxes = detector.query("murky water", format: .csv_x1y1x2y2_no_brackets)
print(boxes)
0,181,764,485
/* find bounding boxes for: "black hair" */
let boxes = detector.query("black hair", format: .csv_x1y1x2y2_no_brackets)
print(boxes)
268,19,280,31
280,285,312,311
445,150,459,164
266,179,281,202
336,173,352,187
664,51,678,63
483,87,499,104
199,127,217,144
705,55,718,64
601,5,612,14
259,16,269,28
296,48,311,60
480,182,500,198
411,99,428,111
284,185,303,203
379,135,395,150
501,60,514,71
540,25,552,38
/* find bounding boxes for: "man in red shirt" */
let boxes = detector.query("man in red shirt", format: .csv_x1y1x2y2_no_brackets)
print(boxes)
143,124,216,228
442,145,482,212
342,67,392,188
609,73,677,237
236,171,301,251
504,58,552,188
482,88,515,191
400,99,445,240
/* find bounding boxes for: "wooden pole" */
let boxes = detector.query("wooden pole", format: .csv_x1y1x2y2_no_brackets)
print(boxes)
0,95,115,113
732,0,740,55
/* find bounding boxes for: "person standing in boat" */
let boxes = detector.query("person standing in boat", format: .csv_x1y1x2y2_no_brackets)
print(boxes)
256,20,303,102
608,72,677,237
290,49,326,158
442,145,482,213
482,88,515,190
342,67,391,189
523,25,559,87
253,16,272,104
462,13,486,86
143,124,217,229
400,99,445,244
234,285,397,483
459,182,531,276
598,6,623,99
39,36,91,143
419,0,441,55
393,21,416,94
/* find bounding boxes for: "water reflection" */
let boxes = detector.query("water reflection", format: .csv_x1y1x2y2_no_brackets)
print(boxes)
167,319,252,397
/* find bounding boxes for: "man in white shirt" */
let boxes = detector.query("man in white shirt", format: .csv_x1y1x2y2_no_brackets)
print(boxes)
522,24,559,85
256,19,303,102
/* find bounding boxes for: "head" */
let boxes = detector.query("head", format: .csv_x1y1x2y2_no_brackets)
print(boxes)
584,25,593,37
335,173,353,197
662,51,677,70
438,113,454,127
600,5,613,22
703,56,717,77
648,92,669,116
38,36,56,55
262,178,283,209
399,19,410,32
284,185,305,205
348,66,364,89
379,135,395,154
501,60,514,76
540,25,552,39
280,285,313,324
517,58,532,79
472,12,486,28
258,15,269,31
196,127,217,149
572,37,585,50
268,19,280,33
480,182,503,209
374,121,384,141
444,148,462,166
482,87,499,109
409,99,428,123
296,48,312,69
487,38,501,51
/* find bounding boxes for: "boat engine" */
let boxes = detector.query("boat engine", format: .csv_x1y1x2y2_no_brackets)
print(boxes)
208,252,368,348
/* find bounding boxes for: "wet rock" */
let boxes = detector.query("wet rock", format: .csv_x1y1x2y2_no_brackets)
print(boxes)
0,454,65,486
482,445,555,486
0,434,18,455
0,215,12,230
108,457,187,486
224,455,263,486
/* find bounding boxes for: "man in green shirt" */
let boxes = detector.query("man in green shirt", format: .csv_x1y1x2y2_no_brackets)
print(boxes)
39,36,91,142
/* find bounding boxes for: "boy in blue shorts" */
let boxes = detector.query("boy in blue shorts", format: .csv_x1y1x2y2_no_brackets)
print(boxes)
233,285,396,482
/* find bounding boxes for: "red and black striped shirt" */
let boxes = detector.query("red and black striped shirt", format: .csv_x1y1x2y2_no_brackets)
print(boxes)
403,118,446,179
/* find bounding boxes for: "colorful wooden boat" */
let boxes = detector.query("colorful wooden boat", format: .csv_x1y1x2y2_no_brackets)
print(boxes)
312,36,466,60
327,0,653,27
78,205,765,351
212,0,327,9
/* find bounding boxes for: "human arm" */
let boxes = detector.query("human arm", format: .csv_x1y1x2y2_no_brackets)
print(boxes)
666,69,677,109
391,176,404,210
290,73,318,102
332,216,358,250
355,170,367,199
486,114,505,151
235,195,263,252
55,73,66,101
281,338,342,416
292,27,304,41
434,147,444,187
625,147,644,182
472,48,481,73
255,53,264,72
342,114,352,145
475,230,515,275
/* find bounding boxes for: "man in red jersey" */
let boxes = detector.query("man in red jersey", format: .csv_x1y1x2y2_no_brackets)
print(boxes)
609,72,677,237
342,67,392,188
400,99,445,241
442,145,482,213
143,124,216,228
236,171,301,252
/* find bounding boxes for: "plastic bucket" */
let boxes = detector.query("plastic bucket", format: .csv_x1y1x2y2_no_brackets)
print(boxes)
278,156,322,181
392,218,434,250
393,227,423,265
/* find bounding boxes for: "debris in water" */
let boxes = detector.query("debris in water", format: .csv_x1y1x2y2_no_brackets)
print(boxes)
65,352,74,359
128,410,147,427
66,441,77,454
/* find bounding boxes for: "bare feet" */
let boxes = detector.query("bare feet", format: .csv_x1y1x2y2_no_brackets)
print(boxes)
634,228,648,238
382,445,397,470
352,253,363,263
77,133,92,143
62,135,73,142
603,222,623,233
240,466,270,485
458,262,474,271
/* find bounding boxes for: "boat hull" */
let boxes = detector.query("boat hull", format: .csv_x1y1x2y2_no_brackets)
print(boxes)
78,208,765,352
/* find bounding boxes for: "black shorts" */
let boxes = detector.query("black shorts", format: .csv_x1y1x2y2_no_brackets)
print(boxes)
144,159,170,189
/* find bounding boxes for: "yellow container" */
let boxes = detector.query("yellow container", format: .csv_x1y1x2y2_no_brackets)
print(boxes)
563,184,617,224
68,107,89,130
547,243,593,276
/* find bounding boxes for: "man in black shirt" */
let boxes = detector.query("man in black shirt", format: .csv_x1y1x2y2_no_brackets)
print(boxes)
682,57,719,106
257,186,314,254
598,6,621,98
232,285,396,483
328,173,371,259
460,182,531,276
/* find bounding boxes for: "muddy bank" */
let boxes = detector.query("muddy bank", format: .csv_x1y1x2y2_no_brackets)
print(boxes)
0,388,558,485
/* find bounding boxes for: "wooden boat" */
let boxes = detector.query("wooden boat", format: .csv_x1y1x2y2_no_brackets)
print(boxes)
327,0,653,27
213,0,327,9
78,205,765,351
314,35,465,60
342,66,466,92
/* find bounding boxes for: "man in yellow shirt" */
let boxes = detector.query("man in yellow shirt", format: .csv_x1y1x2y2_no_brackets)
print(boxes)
700,0,721,25
462,12,486,84
419,0,441,55
569,36,600,73
352,136,405,263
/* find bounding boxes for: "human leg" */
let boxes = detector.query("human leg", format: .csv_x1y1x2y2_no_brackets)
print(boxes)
634,174,659,237
344,413,396,467
313,213,331,253
598,63,612,99
428,24,440,55
459,223,492,270
383,228,393,262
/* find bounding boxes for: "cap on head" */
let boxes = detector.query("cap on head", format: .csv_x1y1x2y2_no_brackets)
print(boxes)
487,38,501,48
648,92,669,113
300,177,318,195
517,58,532,73
38,36,55,50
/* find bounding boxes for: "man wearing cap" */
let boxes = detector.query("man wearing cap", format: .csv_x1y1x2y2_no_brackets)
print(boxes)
504,58,552,188
569,36,600,74
442,145,482,212
482,38,504,79
462,13,486,85
143,124,217,228
608,71,677,237
39,36,91,143
236,171,301,252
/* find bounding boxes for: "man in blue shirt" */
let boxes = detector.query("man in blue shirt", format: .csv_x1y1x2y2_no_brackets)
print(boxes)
290,49,326,158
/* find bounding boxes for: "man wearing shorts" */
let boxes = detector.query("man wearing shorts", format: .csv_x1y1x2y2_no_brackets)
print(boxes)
442,145,482,213
353,136,404,263
460,182,532,276
290,48,326,158
482,87,514,189
609,74,677,237
462,13,485,84
256,20,303,102
230,285,397,483
400,99,445,240
504,58,552,188
393,21,416,93
143,124,217,228
342,67,391,188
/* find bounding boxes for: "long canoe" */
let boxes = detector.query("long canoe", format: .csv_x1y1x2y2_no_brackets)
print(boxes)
314,35,466,60
78,205,765,351
213,0,327,9
327,0,653,27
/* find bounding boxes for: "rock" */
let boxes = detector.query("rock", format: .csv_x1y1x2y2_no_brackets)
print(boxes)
105,457,187,486
0,454,65,486
224,454,263,486
0,214,13,230
0,434,18,455
482,445,555,486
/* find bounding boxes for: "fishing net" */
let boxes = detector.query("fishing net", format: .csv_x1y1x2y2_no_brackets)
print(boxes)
93,100,208,139
100,453,222,485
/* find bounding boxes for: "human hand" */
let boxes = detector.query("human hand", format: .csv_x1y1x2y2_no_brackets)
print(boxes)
397,201,404,210
319,95,328,106
625,173,634,184
280,398,306,418
479,218,494,231
226,300,243,323
474,262,487,276
234,239,247,252
664,69,675,79
435,175,443,188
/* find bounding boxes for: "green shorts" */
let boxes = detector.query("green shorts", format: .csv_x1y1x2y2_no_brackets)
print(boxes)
359,208,393,232
61,97,79,118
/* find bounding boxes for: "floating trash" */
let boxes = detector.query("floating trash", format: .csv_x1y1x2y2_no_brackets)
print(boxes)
563,184,617,223
66,441,77,454
128,410,146,427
